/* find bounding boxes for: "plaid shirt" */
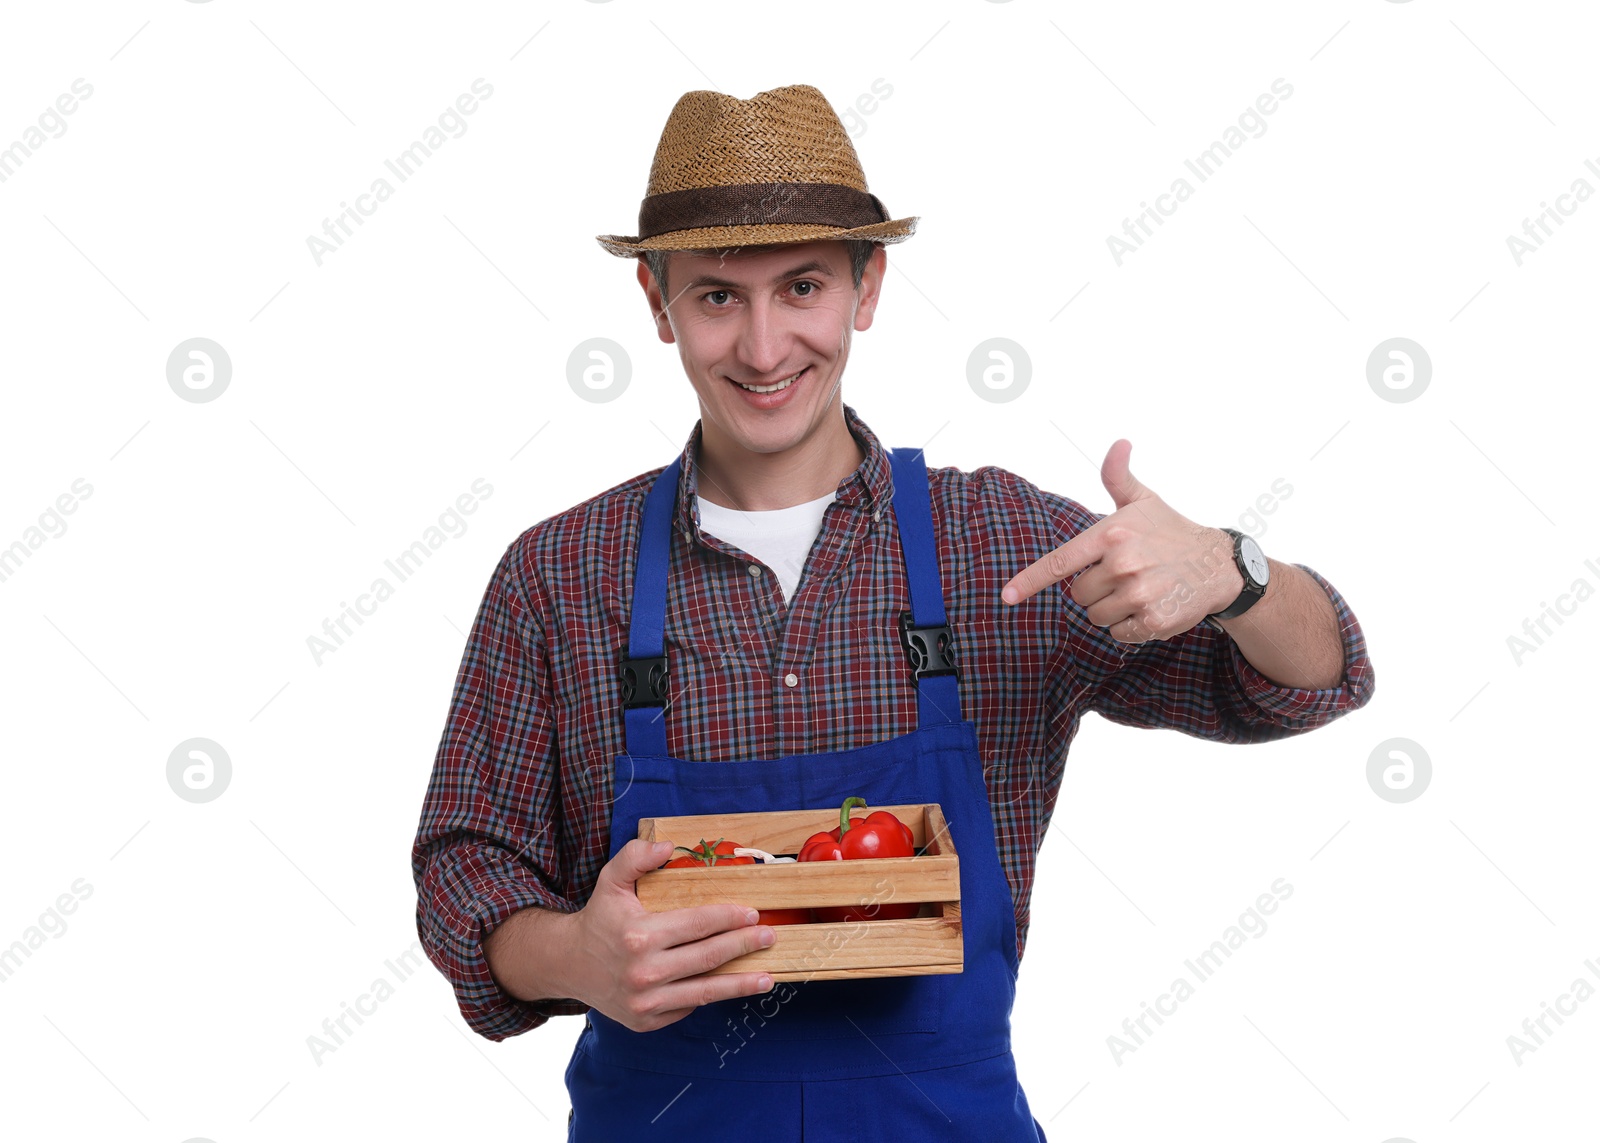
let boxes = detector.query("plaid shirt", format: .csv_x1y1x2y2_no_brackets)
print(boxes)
412,404,1375,1041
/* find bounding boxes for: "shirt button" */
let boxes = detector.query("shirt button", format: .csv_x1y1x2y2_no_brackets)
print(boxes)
748,564,763,577
784,672,799,688
873,509,882,521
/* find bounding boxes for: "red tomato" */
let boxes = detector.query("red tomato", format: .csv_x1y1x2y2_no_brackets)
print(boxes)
662,838,754,868
659,838,814,925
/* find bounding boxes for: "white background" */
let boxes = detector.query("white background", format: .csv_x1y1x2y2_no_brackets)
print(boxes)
1,2,1595,1140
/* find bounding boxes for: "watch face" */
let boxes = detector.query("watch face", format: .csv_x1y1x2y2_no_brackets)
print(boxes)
1239,536,1269,586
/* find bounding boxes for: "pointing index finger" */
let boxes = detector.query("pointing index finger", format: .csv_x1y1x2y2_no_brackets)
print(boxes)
1001,521,1109,605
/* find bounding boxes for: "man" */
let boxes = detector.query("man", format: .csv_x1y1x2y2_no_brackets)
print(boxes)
411,84,1373,1138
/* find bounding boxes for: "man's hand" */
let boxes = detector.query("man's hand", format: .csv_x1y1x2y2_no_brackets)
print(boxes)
1000,439,1243,643
552,839,777,1032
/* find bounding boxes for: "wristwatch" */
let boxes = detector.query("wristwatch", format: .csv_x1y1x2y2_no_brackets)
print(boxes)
1207,527,1270,623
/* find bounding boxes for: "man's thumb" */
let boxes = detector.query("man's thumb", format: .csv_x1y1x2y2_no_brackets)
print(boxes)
604,838,673,888
1101,438,1150,509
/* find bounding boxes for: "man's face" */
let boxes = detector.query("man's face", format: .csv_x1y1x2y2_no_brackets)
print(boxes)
636,239,885,462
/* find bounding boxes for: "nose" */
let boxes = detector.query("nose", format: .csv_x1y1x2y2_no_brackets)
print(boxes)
734,293,788,378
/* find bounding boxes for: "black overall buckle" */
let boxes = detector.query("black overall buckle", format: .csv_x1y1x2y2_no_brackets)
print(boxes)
619,654,669,709
898,610,957,679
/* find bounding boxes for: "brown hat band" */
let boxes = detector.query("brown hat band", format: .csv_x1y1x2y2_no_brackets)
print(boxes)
637,182,889,240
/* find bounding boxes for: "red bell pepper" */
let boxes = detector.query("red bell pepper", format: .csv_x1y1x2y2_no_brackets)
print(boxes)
797,797,920,921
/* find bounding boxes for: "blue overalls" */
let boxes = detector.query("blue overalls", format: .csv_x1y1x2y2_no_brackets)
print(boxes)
563,445,1046,1140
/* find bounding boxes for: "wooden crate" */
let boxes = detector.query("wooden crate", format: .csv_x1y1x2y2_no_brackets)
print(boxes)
634,802,962,982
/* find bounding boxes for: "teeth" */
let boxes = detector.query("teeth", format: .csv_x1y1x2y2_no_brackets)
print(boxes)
737,369,801,394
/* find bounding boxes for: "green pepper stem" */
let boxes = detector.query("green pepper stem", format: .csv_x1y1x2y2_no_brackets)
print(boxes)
839,797,868,834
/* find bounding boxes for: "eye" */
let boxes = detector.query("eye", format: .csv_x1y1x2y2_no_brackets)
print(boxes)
703,289,732,306
792,280,816,297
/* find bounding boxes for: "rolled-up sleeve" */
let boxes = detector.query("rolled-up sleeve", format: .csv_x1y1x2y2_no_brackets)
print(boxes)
1212,564,1374,730
411,536,590,1040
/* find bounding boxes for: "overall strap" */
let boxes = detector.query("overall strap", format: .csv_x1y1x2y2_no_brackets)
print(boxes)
620,458,679,757
887,446,963,727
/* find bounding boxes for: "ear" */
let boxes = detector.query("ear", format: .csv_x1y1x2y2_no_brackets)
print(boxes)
852,244,886,333
637,256,676,345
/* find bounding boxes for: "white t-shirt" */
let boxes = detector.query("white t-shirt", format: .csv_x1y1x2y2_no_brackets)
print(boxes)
695,489,837,604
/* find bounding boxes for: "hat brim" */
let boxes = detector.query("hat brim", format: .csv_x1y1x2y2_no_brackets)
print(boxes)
595,216,917,258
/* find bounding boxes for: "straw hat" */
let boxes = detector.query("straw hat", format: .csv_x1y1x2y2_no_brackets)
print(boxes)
595,84,917,257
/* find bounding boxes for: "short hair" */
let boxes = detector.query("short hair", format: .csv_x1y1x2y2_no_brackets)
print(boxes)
641,238,879,299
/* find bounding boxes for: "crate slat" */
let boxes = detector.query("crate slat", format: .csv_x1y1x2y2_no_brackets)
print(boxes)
712,901,964,979
640,802,952,855
635,853,958,911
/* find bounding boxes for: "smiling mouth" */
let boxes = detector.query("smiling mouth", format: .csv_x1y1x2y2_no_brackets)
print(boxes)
731,366,806,394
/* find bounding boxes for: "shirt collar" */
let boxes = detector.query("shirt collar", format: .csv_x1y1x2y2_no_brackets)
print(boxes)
673,403,893,540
